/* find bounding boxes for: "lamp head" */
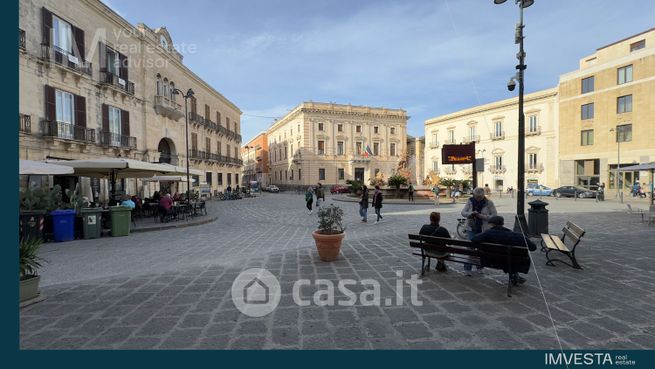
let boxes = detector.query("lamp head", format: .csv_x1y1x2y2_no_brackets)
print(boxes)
519,0,534,8
186,88,195,98
494,0,507,4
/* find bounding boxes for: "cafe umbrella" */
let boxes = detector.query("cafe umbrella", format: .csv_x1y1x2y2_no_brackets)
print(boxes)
19,159,74,175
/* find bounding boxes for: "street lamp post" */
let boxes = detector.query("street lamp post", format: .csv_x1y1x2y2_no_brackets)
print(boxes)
494,0,533,232
610,128,623,203
172,88,195,202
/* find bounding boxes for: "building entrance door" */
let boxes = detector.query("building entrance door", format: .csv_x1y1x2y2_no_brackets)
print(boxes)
355,168,365,183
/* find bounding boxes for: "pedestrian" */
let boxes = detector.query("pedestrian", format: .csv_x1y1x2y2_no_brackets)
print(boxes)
419,212,450,272
315,182,325,208
408,182,415,202
305,186,314,214
632,181,639,197
597,183,605,202
432,185,440,207
484,183,491,196
461,187,497,276
359,185,369,222
471,216,536,285
372,185,384,223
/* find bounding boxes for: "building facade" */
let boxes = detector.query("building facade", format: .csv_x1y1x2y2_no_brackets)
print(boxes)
241,132,269,187
558,28,655,195
424,89,559,191
267,102,408,190
19,0,242,197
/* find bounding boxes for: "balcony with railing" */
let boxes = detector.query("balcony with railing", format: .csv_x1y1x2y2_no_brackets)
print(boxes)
19,114,31,134
41,44,92,76
444,138,457,145
100,70,135,95
489,165,507,174
19,29,26,51
462,135,480,144
526,163,544,173
429,140,439,149
154,95,184,120
99,131,136,149
42,121,95,143
526,125,542,136
158,153,179,165
444,166,457,175
490,131,505,140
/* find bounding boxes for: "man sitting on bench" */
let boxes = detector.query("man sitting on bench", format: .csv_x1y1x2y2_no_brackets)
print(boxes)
418,212,450,272
470,216,536,285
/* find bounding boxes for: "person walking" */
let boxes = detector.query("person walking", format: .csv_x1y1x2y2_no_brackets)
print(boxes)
359,185,369,222
305,186,314,214
432,185,440,207
461,187,497,276
408,183,415,202
596,183,605,202
372,185,384,223
315,183,325,209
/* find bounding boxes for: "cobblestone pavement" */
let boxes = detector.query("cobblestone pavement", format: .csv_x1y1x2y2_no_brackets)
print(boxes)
20,194,655,349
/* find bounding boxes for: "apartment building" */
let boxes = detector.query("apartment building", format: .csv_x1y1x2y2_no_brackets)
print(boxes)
241,132,269,187
18,0,242,196
267,102,408,189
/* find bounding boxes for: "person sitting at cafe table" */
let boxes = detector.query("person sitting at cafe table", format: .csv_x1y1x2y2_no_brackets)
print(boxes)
173,192,181,202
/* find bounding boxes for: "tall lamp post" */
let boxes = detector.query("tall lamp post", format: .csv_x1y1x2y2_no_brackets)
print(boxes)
494,0,534,232
609,128,623,203
172,88,195,202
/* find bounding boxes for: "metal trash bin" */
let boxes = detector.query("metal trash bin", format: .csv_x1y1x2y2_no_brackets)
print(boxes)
81,208,103,239
528,199,549,236
110,206,132,237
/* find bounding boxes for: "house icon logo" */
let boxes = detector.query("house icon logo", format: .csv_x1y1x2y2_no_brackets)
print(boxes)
231,268,281,317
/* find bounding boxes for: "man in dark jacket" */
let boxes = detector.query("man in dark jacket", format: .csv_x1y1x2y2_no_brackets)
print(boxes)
359,185,369,222
471,216,536,285
419,212,450,272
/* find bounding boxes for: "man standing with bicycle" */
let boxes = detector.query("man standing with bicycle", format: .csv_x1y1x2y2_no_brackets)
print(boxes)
461,187,497,276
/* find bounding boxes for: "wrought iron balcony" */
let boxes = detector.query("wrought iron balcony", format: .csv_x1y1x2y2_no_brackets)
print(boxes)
99,70,135,95
19,114,31,134
491,131,505,140
526,125,542,136
429,141,439,149
526,163,544,173
489,165,507,174
444,167,457,175
19,29,26,50
462,135,480,144
41,44,92,76
42,121,95,143
444,138,457,145
99,131,136,149
154,95,184,120
158,153,179,165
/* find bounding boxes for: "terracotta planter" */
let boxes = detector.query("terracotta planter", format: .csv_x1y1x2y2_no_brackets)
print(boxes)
312,231,345,261
20,275,40,302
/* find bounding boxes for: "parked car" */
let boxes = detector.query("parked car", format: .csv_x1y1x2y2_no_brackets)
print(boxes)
330,185,351,194
266,185,279,193
527,184,553,197
552,185,597,198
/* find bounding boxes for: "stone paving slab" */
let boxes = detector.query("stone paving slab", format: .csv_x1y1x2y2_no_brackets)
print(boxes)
20,194,655,349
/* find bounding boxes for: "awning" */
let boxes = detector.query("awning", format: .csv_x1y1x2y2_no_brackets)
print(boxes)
20,160,74,175
617,162,655,171
145,176,195,183
46,158,175,179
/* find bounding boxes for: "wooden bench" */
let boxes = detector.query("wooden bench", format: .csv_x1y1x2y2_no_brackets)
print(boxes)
408,234,531,297
626,204,644,223
540,221,585,269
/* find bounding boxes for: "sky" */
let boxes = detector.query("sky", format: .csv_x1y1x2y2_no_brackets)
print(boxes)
104,0,655,143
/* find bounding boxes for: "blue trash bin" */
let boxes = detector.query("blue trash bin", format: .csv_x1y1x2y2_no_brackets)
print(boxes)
50,209,77,242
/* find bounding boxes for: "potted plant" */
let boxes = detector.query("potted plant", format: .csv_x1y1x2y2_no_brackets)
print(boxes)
312,205,345,261
388,174,408,198
19,238,45,303
19,185,62,242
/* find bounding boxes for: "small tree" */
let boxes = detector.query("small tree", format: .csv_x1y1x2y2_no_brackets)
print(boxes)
317,205,344,234
346,180,362,194
388,174,408,190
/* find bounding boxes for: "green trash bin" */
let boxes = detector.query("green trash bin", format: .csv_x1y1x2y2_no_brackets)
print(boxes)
81,208,103,239
110,206,132,237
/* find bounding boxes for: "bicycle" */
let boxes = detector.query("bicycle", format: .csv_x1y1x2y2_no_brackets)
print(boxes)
456,218,468,239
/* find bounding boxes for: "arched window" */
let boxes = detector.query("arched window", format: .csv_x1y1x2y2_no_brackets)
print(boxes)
156,74,162,96
169,82,176,102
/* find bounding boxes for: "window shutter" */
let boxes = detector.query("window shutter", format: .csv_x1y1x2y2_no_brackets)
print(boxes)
72,26,85,61
44,85,56,122
74,95,86,127
121,110,130,136
119,53,128,80
98,42,107,72
42,8,52,46
102,104,109,132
